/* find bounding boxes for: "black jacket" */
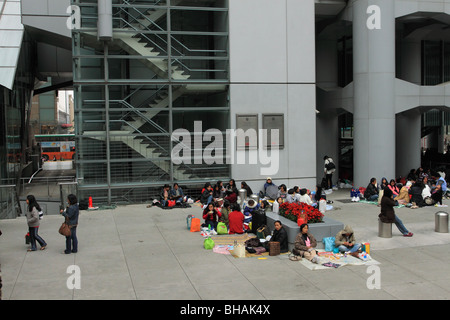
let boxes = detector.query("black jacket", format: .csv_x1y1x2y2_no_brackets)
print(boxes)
271,227,289,253
364,183,378,199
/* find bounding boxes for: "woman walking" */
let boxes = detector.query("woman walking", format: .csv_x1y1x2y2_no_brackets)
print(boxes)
60,194,79,254
26,195,47,251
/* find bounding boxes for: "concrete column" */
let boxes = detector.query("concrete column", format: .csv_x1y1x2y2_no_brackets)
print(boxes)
352,0,396,187
396,110,421,178
98,0,113,41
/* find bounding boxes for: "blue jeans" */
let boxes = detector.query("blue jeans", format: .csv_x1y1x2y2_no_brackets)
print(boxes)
29,226,46,251
338,243,361,253
394,215,409,235
367,194,378,201
65,226,78,253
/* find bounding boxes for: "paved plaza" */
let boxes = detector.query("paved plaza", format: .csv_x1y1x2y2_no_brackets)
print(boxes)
0,189,449,302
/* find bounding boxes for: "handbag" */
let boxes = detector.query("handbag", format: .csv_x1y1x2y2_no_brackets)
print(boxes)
59,218,72,237
25,232,30,244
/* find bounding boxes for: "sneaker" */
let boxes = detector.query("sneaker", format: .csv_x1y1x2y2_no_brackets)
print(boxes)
355,197,360,202
351,197,356,202
403,232,413,237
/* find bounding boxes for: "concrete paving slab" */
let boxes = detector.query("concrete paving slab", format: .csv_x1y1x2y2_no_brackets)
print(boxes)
1,188,450,303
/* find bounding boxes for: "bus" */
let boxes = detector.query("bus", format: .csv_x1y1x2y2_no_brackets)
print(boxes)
35,134,75,161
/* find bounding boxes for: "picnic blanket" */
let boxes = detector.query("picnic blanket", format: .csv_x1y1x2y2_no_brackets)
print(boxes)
298,250,380,271
210,233,250,246
358,199,405,209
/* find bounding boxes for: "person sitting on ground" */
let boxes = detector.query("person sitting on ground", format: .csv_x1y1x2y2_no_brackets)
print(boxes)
335,225,361,255
388,179,400,199
276,184,288,200
260,200,270,212
202,202,222,230
379,177,389,191
224,179,238,203
241,181,253,196
379,187,413,237
268,220,288,253
264,177,275,193
272,197,283,214
200,184,214,206
395,185,410,205
170,183,185,205
291,224,319,263
364,177,379,202
409,179,425,207
422,176,432,201
220,199,231,226
313,185,326,203
437,173,448,198
228,203,245,234
212,183,223,199
298,188,314,206
243,199,259,232
430,183,443,206
160,184,171,207
286,188,297,203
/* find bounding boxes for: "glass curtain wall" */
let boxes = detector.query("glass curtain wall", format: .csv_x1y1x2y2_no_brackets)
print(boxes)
72,0,229,205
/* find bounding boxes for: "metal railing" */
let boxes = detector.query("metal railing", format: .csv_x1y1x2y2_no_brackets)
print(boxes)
0,185,21,220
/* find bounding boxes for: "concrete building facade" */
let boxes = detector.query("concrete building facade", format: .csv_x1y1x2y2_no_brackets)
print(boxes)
1,0,450,205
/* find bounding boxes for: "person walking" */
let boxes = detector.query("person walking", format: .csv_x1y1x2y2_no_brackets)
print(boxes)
25,195,47,251
379,187,413,237
60,194,80,254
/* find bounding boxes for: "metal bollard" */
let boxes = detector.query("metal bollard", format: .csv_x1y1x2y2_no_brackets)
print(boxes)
435,212,449,233
238,188,247,206
378,219,392,238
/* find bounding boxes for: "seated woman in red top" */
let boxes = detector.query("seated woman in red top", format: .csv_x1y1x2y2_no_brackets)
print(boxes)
202,202,221,230
227,203,245,234
388,179,400,198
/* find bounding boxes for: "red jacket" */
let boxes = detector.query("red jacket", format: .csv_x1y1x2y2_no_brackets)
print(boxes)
203,208,221,222
228,210,244,234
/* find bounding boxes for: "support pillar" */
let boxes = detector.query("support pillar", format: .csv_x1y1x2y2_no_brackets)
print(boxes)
352,0,396,187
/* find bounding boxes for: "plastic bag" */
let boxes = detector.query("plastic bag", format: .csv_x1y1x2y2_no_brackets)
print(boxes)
190,218,201,232
322,236,336,252
204,237,215,250
217,222,228,235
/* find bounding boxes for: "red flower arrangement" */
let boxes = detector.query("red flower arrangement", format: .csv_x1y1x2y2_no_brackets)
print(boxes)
278,201,324,224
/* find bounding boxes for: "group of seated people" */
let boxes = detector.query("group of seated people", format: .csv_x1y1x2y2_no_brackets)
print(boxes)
158,183,187,207
362,167,448,208
290,224,362,263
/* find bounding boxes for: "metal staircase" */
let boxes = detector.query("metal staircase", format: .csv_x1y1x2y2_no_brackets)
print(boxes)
79,1,228,182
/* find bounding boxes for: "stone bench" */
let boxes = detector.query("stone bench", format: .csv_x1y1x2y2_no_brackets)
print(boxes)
266,211,344,250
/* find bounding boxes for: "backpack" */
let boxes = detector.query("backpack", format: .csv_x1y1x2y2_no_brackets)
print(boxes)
325,161,336,170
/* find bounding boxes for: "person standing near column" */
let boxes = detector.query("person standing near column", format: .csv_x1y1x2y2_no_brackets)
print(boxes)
323,156,336,190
